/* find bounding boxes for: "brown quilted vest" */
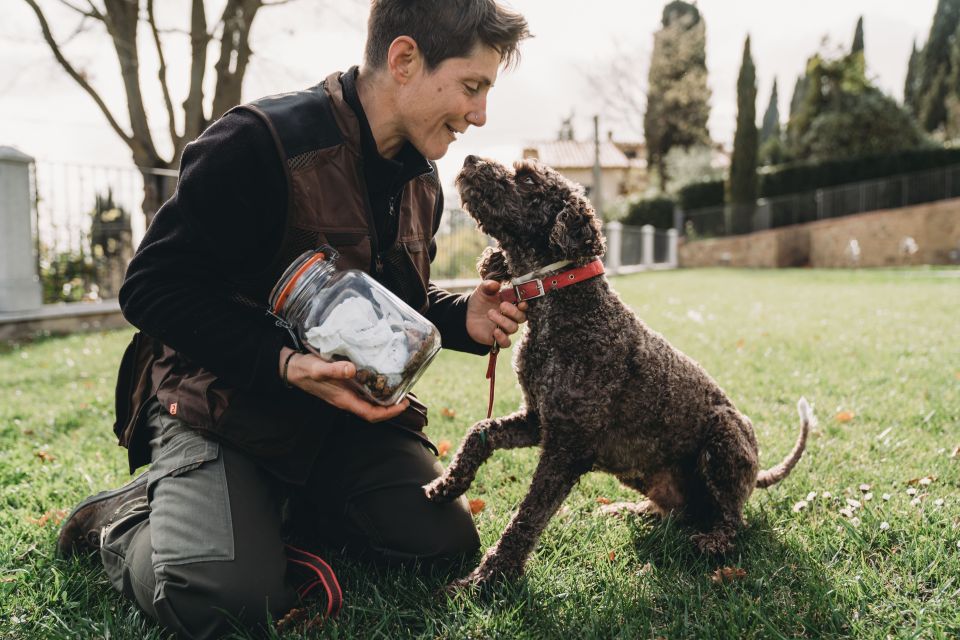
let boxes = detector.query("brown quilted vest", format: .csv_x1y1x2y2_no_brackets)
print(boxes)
114,71,441,479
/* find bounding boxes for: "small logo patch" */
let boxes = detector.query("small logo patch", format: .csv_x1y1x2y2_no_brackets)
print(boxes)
169,402,178,416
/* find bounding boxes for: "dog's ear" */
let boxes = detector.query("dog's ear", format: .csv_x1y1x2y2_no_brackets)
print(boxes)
548,198,606,260
477,245,511,282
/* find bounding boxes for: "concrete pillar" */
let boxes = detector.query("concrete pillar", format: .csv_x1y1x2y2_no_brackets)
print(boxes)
641,224,654,268
673,205,685,236
667,228,678,267
605,220,622,274
0,147,42,312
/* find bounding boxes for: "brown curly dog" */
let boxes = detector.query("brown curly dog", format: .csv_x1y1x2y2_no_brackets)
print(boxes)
424,155,813,590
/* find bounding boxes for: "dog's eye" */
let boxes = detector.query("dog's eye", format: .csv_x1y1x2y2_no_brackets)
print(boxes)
521,176,535,185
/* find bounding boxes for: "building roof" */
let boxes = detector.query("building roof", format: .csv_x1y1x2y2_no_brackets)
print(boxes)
522,140,638,170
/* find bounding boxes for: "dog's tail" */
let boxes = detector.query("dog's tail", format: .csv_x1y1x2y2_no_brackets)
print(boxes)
755,397,815,489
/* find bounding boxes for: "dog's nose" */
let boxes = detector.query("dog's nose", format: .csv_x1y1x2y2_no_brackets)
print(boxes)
464,155,479,167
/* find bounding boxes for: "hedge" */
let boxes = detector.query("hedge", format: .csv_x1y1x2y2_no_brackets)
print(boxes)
678,145,960,210
622,196,675,229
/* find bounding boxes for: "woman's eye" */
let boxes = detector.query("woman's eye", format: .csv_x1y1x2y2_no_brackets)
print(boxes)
465,84,480,94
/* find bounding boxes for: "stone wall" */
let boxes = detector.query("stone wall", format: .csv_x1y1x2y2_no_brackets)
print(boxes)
679,198,960,268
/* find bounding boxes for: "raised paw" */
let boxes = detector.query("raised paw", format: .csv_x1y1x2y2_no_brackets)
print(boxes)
423,475,466,503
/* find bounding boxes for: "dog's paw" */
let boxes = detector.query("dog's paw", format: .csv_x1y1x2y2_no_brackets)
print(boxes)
599,500,661,519
442,562,507,593
691,531,735,555
422,477,463,503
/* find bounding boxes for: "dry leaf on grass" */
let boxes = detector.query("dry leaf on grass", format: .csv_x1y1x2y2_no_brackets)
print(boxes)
0,576,15,584
608,551,616,562
440,407,457,419
951,445,959,459
27,509,67,527
710,567,747,584
596,497,612,505
835,411,855,423
34,450,55,463
468,498,486,514
437,440,451,457
735,339,746,350
275,607,323,633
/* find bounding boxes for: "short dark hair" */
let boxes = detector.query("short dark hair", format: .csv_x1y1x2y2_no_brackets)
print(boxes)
364,0,531,72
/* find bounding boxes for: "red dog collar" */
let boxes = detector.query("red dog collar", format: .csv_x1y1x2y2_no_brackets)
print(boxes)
499,259,605,304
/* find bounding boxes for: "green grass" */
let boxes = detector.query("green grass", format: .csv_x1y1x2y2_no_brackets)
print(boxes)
2,268,959,639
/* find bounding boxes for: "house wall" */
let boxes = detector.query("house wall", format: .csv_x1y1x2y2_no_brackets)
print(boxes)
557,167,626,212
679,198,960,268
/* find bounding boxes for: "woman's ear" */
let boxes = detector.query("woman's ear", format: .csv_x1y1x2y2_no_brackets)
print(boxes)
477,245,511,282
386,36,421,85
548,199,606,260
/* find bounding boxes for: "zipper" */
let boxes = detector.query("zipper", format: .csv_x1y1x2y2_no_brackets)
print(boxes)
354,157,384,277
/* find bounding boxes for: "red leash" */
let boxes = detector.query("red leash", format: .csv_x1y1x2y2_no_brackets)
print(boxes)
485,343,499,419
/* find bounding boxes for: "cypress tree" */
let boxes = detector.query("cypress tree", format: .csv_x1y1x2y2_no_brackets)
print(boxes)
644,1,712,192
851,16,865,55
760,78,781,145
916,0,960,132
904,40,920,112
728,35,758,234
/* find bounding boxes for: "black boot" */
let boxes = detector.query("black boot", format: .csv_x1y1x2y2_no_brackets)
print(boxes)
57,471,148,558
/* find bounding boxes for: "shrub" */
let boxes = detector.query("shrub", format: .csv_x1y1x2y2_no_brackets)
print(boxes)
678,180,725,210
622,196,675,228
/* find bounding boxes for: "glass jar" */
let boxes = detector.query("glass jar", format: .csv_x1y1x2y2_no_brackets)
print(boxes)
269,247,441,406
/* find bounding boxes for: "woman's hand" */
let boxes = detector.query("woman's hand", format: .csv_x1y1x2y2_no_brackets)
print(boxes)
466,280,528,348
279,347,409,422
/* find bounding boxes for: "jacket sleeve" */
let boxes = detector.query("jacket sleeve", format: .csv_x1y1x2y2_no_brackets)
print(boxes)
119,109,290,393
424,186,490,355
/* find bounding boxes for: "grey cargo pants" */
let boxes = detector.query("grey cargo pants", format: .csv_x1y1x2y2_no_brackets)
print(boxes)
100,399,479,639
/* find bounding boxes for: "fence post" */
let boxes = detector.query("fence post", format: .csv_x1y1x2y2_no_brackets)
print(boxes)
0,146,43,312
667,228,678,267
673,205,685,236
605,220,622,275
641,224,654,268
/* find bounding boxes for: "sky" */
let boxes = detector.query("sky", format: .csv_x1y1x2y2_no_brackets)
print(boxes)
0,0,941,198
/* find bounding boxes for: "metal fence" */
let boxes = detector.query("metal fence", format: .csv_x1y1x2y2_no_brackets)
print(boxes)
30,161,172,303
683,163,960,238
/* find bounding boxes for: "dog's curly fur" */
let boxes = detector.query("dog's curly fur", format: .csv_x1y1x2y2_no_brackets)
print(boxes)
424,156,813,590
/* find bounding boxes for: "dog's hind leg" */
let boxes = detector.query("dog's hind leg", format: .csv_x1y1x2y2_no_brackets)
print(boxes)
449,444,592,589
424,410,540,503
690,409,759,555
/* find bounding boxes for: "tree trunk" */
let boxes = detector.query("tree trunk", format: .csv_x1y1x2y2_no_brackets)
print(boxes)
140,165,178,229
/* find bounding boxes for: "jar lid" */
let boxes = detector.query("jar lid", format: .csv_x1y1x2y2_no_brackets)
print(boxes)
271,250,329,315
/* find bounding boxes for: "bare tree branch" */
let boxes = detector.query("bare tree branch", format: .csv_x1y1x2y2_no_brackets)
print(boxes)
22,0,132,146
100,0,160,164
181,0,211,149
146,0,181,151
52,0,101,19
211,0,263,120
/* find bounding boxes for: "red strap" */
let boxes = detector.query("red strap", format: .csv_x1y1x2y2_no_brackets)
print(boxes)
499,259,604,304
485,344,499,419
285,544,343,618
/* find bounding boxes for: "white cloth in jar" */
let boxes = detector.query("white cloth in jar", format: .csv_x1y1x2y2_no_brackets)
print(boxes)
304,296,412,374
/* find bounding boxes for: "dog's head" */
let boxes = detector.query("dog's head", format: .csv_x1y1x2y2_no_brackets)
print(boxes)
456,156,605,278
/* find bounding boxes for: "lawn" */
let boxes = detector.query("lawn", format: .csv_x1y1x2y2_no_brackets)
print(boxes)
1,268,958,639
